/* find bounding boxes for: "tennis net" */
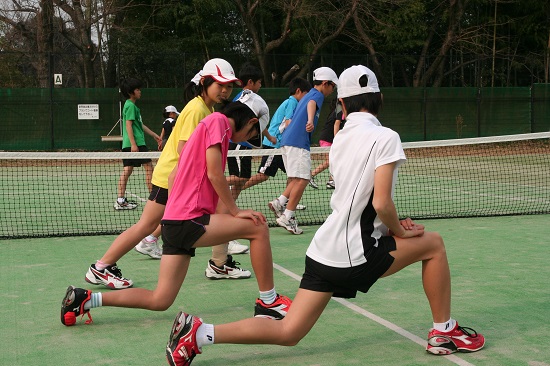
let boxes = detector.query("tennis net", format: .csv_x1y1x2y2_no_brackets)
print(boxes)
1,132,549,239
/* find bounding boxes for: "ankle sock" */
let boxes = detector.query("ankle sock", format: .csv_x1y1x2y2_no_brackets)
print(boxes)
278,195,288,206
95,260,110,271
433,318,456,332
196,323,215,348
84,293,102,310
283,209,295,220
259,288,277,305
145,234,157,242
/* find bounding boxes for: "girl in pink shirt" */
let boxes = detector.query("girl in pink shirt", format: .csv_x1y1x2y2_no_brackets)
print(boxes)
61,91,292,328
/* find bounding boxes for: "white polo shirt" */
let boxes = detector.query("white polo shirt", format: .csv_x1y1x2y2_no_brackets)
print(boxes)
306,112,406,268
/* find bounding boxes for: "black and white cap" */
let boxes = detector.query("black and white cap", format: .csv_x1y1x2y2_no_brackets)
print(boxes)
237,90,270,148
338,65,380,98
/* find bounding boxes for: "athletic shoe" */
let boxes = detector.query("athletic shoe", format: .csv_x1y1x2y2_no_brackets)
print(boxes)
268,199,284,218
114,197,137,210
326,180,335,189
61,285,92,326
308,177,319,189
296,204,307,210
85,263,133,289
166,311,203,366
426,322,485,355
135,237,162,259
227,240,249,255
276,215,303,235
204,255,251,279
254,294,292,320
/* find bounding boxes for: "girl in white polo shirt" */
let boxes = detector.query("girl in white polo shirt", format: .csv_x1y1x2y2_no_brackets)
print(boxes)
164,65,485,365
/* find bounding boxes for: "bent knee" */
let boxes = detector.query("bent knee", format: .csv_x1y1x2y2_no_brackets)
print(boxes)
427,232,446,253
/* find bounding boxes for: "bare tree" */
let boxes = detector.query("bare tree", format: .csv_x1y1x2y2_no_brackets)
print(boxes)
232,0,300,86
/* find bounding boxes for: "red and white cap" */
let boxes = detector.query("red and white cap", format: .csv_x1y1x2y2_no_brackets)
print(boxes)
202,58,242,86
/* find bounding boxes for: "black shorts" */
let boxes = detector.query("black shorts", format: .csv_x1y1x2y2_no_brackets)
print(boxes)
299,236,396,298
257,147,286,177
148,184,168,205
160,215,210,256
122,145,152,167
227,142,252,178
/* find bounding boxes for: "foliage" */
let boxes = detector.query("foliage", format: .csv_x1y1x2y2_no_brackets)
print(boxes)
0,0,549,87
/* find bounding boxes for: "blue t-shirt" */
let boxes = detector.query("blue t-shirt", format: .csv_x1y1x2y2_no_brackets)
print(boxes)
263,96,298,148
280,88,324,150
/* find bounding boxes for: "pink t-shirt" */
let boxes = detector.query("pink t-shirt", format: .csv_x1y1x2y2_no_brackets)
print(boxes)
163,112,232,220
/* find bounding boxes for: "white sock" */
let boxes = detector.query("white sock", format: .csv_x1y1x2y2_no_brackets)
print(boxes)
145,234,157,242
95,260,110,271
284,209,295,220
84,292,102,310
278,195,288,206
196,323,215,348
259,288,277,304
433,318,456,332
117,197,125,203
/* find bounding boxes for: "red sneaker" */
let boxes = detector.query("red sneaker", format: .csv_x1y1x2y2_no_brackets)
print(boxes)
166,312,203,366
427,322,485,355
254,294,292,320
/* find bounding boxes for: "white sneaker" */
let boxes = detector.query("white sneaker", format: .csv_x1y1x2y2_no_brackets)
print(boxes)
205,255,251,279
114,198,137,210
134,237,162,259
227,240,249,255
326,180,335,189
268,199,284,218
276,216,303,235
296,204,307,210
309,177,319,189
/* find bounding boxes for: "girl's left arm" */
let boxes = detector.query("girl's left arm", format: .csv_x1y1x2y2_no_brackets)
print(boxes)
206,144,240,216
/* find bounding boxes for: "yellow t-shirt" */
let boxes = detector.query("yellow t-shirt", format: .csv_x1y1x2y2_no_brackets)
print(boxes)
151,96,213,189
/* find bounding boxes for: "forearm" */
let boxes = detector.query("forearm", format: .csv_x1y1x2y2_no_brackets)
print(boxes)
209,173,239,215
143,124,159,139
374,200,406,237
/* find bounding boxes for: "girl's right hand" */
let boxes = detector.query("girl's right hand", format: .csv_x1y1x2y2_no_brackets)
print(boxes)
234,209,266,225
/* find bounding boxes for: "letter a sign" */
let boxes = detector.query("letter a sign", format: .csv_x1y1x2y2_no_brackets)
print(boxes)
54,74,63,85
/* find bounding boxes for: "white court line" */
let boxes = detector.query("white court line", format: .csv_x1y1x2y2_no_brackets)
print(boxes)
126,192,148,202
273,262,475,366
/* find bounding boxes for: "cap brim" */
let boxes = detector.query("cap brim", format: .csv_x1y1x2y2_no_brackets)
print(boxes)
211,75,243,87
246,114,269,148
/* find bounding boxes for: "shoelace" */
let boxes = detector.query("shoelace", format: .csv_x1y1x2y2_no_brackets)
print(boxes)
457,326,479,338
226,255,242,269
109,265,124,278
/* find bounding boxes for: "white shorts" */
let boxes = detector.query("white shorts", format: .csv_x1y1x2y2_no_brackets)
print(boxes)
281,146,311,180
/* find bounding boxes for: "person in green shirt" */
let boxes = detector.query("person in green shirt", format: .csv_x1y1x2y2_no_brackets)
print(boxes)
115,77,161,210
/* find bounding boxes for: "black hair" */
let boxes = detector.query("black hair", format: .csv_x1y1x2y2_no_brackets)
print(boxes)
181,75,217,106
238,62,262,85
312,80,324,87
120,78,143,99
221,101,260,136
288,77,311,95
163,110,171,119
342,93,383,115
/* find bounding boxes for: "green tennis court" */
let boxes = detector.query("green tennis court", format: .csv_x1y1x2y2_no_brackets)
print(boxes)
1,214,549,365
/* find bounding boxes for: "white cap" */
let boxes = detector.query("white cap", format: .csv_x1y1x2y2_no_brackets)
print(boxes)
164,105,179,115
338,65,380,98
190,71,202,85
237,90,270,147
313,67,339,89
202,58,242,86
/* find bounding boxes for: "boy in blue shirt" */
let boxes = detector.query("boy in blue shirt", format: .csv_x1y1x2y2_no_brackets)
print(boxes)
242,77,311,191
269,67,339,234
